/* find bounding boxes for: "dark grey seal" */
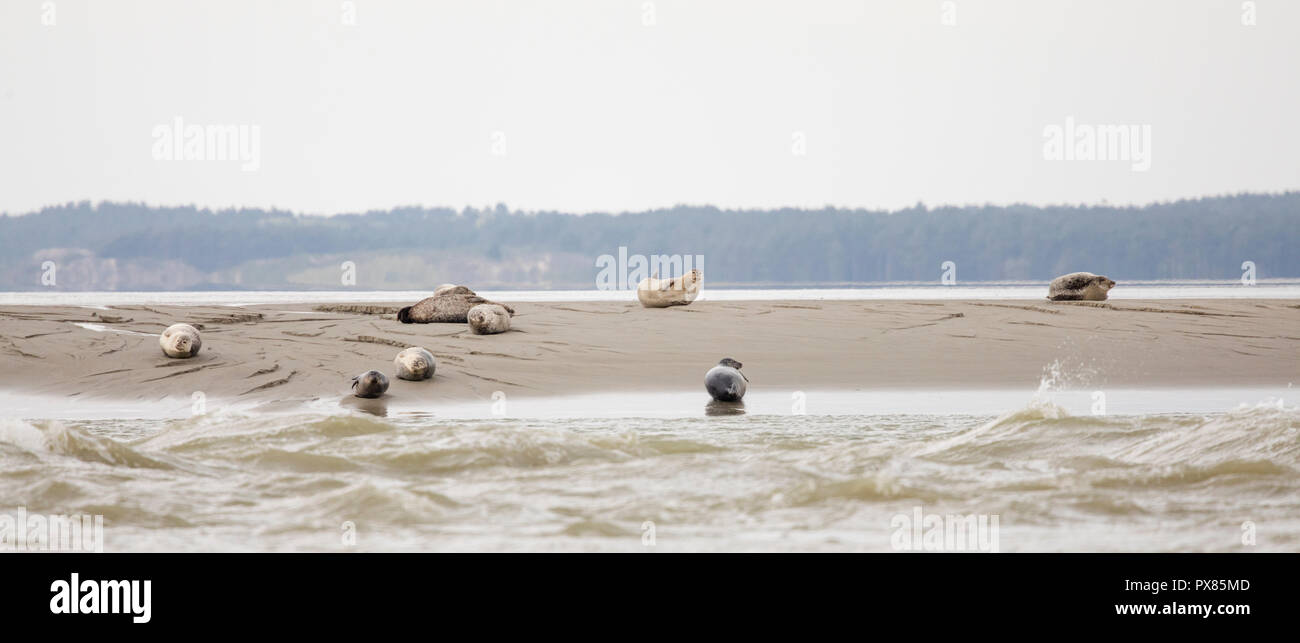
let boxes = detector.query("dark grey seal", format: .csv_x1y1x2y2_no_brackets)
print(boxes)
705,357,748,402
397,285,516,323
351,370,389,398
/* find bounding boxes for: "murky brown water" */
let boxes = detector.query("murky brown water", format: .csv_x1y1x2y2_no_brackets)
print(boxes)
3,395,1295,552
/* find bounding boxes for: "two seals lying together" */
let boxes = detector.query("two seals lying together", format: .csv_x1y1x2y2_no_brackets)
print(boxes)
351,346,437,398
398,284,513,334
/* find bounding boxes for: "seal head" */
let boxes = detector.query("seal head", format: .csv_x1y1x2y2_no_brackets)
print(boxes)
394,347,436,381
467,303,512,335
159,323,202,358
352,370,390,398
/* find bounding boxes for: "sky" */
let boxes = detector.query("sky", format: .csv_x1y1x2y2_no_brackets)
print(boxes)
1,0,1297,215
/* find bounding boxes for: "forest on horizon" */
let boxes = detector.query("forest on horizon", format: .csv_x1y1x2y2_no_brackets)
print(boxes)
0,192,1296,290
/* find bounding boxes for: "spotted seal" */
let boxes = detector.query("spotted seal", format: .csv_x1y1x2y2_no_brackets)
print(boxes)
467,303,511,335
1048,272,1116,301
397,285,515,323
394,347,436,381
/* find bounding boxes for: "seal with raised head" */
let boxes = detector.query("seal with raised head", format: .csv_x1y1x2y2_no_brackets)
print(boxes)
394,347,436,381
397,285,516,323
352,370,389,398
467,303,511,335
1048,272,1116,301
637,269,702,308
705,357,748,402
159,323,202,358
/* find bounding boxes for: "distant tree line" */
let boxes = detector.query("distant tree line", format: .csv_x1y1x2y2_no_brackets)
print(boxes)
0,193,1296,290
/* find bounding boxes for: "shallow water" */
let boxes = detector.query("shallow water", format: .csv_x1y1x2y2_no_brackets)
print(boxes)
2,389,1296,552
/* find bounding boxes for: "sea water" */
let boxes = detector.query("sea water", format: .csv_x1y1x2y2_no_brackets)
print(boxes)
1,386,1295,552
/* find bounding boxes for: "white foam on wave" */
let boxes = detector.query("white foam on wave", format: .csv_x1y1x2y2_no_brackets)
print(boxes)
0,418,49,452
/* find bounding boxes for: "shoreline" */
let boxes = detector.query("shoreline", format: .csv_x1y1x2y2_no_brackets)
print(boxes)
0,299,1296,409
4,282,1300,307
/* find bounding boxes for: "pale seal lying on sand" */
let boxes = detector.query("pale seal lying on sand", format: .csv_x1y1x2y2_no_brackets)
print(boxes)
352,370,389,398
467,303,511,335
159,323,202,358
1048,272,1116,301
394,347,436,381
637,269,703,308
705,357,748,402
397,285,516,323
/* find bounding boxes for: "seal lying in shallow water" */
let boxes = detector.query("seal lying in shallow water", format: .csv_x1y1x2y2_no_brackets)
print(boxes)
397,285,516,323
394,347,436,381
352,370,389,398
467,303,511,335
637,269,702,308
705,357,748,402
159,323,202,358
1048,272,1116,301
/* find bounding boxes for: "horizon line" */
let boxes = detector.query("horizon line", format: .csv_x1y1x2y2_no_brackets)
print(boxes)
5,189,1299,219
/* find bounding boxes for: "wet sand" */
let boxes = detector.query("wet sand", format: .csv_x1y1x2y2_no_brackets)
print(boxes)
0,299,1296,408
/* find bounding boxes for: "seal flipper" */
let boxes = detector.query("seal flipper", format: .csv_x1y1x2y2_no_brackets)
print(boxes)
397,306,412,323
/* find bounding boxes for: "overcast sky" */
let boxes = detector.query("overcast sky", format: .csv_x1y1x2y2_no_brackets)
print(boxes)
1,0,1296,215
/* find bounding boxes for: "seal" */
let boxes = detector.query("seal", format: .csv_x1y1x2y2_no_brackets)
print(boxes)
637,269,702,308
397,285,516,323
394,347,436,381
467,303,511,335
159,323,202,358
1048,272,1116,301
705,357,748,402
351,370,389,398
